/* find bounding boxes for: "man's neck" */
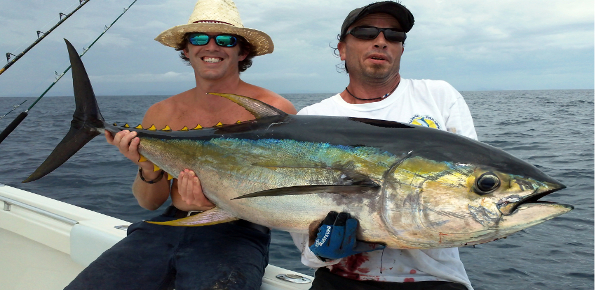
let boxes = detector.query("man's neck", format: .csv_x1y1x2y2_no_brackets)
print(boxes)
341,74,401,104
194,75,242,96
185,76,247,114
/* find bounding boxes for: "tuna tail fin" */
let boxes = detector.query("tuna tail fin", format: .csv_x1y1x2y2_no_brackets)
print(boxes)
23,39,104,183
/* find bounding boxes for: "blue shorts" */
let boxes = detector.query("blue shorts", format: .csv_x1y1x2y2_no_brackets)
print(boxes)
65,207,271,290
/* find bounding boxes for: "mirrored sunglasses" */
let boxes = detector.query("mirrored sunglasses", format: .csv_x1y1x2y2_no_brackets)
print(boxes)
347,26,407,43
187,33,238,47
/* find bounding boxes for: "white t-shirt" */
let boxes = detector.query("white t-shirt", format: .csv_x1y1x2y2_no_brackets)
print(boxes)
291,78,475,289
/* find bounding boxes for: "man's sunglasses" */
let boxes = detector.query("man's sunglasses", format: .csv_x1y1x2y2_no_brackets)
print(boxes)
346,26,407,43
187,33,238,47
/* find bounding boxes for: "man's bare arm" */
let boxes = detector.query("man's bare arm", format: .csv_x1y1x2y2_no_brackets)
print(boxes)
105,130,171,210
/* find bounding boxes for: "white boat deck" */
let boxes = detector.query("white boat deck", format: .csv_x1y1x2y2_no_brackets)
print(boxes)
0,227,84,289
0,184,312,290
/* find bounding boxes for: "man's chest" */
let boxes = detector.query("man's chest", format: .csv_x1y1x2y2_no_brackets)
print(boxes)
166,106,256,130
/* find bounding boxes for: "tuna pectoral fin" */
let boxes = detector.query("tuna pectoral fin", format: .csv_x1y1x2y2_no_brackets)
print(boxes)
146,207,239,227
232,184,380,200
23,126,100,183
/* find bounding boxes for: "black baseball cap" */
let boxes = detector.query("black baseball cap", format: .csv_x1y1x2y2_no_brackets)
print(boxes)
340,1,415,40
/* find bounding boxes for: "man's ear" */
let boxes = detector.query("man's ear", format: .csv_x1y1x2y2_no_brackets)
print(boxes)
183,47,189,58
338,41,346,61
238,50,248,61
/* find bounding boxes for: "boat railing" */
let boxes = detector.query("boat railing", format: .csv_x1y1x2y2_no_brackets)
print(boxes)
0,195,78,225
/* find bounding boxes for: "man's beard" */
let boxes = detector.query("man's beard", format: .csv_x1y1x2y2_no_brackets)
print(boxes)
358,63,398,83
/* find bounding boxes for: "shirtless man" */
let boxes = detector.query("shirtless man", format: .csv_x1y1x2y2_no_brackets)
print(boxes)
65,0,295,289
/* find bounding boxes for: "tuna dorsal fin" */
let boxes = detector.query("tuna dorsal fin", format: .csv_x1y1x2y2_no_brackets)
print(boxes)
145,207,238,227
232,184,379,200
208,93,287,119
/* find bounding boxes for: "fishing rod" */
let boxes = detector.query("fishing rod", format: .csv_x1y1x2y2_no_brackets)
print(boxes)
0,100,27,120
0,0,138,144
0,0,92,76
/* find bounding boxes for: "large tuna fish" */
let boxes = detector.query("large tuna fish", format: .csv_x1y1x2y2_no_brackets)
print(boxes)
24,39,573,249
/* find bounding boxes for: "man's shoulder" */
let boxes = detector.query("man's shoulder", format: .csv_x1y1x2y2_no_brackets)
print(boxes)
401,79,462,100
146,92,185,113
404,78,456,90
298,94,338,115
142,90,192,124
247,85,281,100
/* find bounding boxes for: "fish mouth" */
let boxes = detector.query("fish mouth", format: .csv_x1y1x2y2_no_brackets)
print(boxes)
497,181,571,216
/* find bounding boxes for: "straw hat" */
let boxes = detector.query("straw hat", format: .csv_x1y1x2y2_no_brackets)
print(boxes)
155,0,273,55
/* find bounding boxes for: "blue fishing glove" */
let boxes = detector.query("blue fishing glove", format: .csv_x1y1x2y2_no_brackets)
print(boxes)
309,211,386,261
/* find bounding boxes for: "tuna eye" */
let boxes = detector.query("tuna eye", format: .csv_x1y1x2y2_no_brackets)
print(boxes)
475,172,500,194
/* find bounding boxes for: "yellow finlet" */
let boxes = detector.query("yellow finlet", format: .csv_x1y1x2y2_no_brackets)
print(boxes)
135,124,143,129
236,120,242,124
153,164,161,172
161,125,171,131
113,122,117,126
124,124,130,128
192,124,203,130
167,173,173,180
148,125,157,131
138,155,148,162
181,126,189,131
215,122,223,127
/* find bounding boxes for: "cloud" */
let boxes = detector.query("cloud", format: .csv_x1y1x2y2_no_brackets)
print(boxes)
0,0,592,97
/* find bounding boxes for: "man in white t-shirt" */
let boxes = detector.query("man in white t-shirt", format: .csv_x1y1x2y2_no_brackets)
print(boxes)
290,1,476,289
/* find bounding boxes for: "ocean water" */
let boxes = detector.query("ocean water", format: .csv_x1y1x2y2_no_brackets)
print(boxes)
0,89,592,290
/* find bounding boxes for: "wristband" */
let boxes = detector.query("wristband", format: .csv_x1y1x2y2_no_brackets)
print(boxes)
139,168,164,184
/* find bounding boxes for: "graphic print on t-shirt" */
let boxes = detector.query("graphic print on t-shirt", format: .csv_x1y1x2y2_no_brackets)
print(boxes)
409,115,441,129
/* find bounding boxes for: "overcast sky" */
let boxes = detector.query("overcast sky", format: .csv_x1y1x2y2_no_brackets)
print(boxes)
0,0,593,97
